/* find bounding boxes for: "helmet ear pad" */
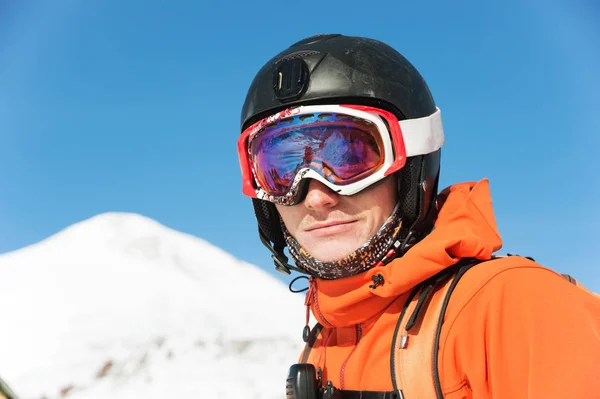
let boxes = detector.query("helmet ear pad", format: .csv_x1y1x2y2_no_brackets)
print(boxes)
395,150,441,251
252,198,286,255
251,149,441,261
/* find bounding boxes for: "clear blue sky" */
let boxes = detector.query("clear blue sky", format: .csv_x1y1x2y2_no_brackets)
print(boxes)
1,1,599,291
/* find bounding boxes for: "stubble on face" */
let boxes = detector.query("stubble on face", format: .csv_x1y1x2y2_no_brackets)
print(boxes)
276,177,397,262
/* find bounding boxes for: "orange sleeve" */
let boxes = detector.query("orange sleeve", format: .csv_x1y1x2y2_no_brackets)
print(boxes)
445,266,600,399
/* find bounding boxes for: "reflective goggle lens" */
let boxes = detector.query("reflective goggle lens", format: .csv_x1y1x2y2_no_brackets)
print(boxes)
249,112,385,197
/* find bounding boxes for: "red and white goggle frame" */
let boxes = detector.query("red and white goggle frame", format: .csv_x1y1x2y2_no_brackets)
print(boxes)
238,104,444,205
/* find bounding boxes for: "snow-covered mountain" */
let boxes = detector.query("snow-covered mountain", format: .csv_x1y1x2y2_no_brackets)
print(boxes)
0,212,307,398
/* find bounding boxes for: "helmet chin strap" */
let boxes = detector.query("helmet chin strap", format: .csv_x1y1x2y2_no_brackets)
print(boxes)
282,201,404,280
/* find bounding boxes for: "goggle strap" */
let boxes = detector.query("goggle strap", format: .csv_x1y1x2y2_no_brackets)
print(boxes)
400,108,444,157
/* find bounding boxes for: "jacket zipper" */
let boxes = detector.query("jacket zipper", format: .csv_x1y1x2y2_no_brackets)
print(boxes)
339,324,363,390
308,277,334,328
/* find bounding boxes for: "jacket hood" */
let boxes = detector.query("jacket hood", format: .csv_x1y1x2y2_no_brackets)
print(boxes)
310,179,503,327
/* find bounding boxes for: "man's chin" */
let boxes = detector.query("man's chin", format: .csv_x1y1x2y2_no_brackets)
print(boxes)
309,242,360,263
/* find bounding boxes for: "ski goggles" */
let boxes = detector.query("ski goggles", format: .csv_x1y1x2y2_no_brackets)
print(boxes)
238,104,444,205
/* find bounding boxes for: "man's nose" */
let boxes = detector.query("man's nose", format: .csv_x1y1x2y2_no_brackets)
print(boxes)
303,179,339,210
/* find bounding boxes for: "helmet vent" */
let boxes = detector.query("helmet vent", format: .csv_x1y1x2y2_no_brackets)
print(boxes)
276,50,320,63
290,34,341,47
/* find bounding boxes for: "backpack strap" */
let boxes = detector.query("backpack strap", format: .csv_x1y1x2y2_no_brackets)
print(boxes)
391,259,483,399
560,273,600,298
431,260,482,397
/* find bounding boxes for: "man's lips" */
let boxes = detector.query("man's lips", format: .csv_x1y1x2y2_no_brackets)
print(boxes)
304,220,356,236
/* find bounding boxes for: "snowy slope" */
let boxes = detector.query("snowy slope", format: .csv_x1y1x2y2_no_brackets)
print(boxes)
0,213,307,398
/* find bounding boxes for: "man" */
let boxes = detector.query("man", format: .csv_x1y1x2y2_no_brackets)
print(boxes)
237,34,600,398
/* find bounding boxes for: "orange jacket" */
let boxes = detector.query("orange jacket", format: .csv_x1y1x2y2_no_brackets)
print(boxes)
302,179,600,398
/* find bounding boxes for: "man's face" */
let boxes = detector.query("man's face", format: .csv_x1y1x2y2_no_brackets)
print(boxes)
276,177,397,262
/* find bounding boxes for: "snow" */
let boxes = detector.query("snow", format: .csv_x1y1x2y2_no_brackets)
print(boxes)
0,212,307,398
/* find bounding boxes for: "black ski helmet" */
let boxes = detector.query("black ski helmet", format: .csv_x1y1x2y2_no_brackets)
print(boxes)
240,34,442,275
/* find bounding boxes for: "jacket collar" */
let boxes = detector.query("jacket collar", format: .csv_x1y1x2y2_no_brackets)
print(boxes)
310,179,503,327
